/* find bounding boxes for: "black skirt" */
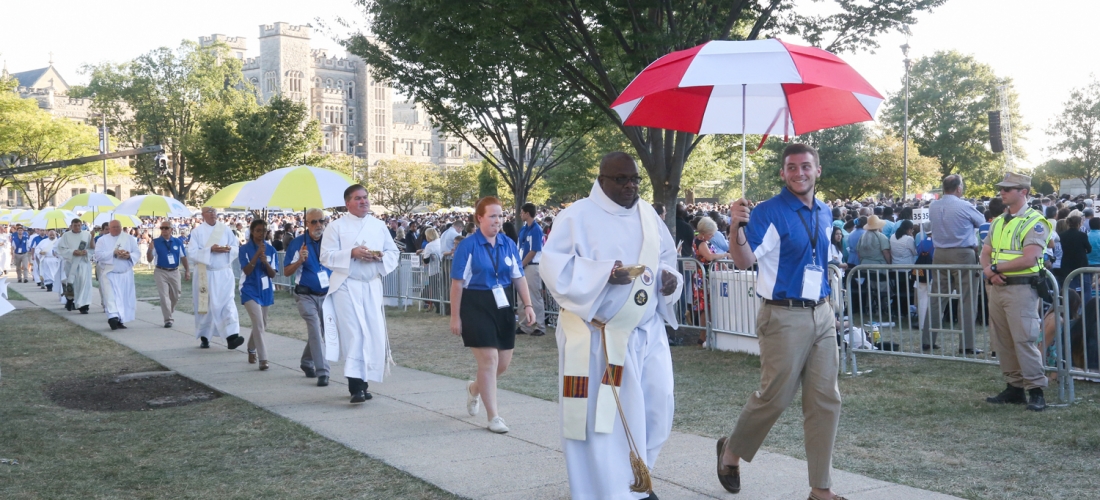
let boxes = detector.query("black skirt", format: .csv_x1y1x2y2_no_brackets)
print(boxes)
459,286,516,350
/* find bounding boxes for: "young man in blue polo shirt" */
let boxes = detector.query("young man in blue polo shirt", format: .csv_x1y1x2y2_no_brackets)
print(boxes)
516,202,546,336
147,221,190,328
717,144,845,500
283,208,333,387
11,225,31,283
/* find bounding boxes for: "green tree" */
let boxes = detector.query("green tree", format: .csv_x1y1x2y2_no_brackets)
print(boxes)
1047,78,1100,196
543,124,633,206
4,108,99,208
74,40,254,202
495,0,944,229
367,158,434,216
348,1,590,215
477,162,498,199
0,75,41,197
434,163,479,209
1030,159,1075,195
188,95,320,187
865,131,940,198
882,50,1024,186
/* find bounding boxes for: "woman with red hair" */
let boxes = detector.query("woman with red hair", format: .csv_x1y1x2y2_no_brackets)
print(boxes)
450,196,537,433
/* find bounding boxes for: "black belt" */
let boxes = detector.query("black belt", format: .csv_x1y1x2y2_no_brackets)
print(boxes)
526,262,538,266
156,266,178,271
1000,276,1038,286
764,298,828,308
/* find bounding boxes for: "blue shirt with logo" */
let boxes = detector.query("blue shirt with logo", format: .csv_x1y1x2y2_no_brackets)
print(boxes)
12,232,29,254
239,240,279,306
517,221,544,264
745,187,832,301
451,229,524,290
151,236,187,269
284,233,331,294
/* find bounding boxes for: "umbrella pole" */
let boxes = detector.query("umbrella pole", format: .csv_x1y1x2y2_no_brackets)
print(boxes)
741,84,747,197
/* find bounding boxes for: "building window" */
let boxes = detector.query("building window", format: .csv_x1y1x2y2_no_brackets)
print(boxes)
374,109,386,153
324,133,331,151
348,108,355,127
347,81,355,97
313,77,322,88
337,80,344,95
422,142,430,156
264,72,276,93
326,78,333,88
405,141,414,155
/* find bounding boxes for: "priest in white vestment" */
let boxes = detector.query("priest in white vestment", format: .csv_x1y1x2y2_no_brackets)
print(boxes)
187,207,243,349
94,220,140,329
320,184,400,404
541,152,683,500
36,231,61,292
0,225,10,275
57,219,93,313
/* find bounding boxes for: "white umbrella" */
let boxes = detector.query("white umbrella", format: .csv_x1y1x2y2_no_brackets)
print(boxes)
114,195,191,218
29,209,79,230
233,166,355,210
87,211,143,228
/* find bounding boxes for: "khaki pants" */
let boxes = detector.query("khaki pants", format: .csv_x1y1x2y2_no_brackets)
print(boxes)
923,247,979,349
13,253,30,281
987,282,1048,390
243,301,269,362
726,302,841,489
154,267,182,323
518,263,545,333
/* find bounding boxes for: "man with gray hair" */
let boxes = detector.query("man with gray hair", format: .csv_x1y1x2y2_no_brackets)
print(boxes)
188,206,243,350
94,220,140,330
925,174,985,354
284,208,333,387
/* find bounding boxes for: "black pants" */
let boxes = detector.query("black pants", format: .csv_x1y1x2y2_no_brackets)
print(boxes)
348,377,369,395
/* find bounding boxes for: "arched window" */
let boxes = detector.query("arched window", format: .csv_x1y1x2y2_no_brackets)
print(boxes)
326,78,333,88
264,72,276,93
347,81,355,96
313,77,322,88
336,80,344,94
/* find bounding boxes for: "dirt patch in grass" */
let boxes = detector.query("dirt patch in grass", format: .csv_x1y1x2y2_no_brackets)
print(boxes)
47,372,219,412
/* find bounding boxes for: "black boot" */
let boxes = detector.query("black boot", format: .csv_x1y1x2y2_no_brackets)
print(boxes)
986,384,1026,404
79,305,89,314
65,299,74,311
200,337,210,349
226,334,245,350
1026,388,1047,412
45,284,52,292
108,317,121,330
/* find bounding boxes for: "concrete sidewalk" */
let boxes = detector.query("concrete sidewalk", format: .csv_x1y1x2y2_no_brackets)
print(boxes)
12,281,960,500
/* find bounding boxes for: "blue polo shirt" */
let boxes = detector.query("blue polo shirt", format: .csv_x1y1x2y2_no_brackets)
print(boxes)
29,234,41,250
150,236,187,269
746,187,832,300
12,232,29,254
451,229,524,290
239,240,279,306
284,233,331,294
517,221,544,265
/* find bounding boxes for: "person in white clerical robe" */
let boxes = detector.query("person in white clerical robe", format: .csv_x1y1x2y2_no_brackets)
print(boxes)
57,219,93,313
187,207,243,349
320,185,400,404
94,221,140,330
541,152,683,500
0,225,10,276
36,230,61,292
30,230,43,286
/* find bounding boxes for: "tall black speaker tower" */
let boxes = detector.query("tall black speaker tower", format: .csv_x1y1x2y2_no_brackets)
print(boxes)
989,111,1004,153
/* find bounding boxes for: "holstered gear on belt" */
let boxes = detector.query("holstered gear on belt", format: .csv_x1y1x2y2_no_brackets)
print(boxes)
989,208,1051,276
560,199,659,442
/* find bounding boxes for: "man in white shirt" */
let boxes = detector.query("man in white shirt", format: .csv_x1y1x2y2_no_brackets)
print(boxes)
94,221,140,330
188,207,243,349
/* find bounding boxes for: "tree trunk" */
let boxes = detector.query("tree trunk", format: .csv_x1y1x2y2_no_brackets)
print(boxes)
622,126,692,234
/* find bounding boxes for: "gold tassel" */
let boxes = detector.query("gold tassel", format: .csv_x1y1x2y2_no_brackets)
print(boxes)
629,450,653,493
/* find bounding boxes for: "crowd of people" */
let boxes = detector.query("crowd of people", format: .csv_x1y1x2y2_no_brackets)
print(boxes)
5,145,1100,500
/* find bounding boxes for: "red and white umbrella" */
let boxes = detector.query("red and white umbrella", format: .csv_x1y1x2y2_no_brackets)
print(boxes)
611,38,883,191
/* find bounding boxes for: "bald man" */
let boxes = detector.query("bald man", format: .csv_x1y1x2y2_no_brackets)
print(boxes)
94,220,140,330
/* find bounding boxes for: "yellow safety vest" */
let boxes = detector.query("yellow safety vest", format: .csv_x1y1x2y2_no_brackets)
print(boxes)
989,207,1052,276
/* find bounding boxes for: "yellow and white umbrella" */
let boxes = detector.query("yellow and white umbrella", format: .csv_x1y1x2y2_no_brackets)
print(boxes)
81,211,143,228
0,209,22,224
114,195,191,218
12,210,38,225
29,209,79,230
59,192,122,212
234,166,354,210
204,181,254,209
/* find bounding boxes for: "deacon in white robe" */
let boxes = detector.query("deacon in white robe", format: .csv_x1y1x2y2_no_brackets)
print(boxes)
94,221,140,329
30,231,43,285
0,226,10,275
187,207,242,349
320,184,400,403
541,153,683,500
57,220,93,313
36,231,61,291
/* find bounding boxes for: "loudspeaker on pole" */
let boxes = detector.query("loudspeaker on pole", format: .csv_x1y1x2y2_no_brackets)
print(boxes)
988,111,1004,153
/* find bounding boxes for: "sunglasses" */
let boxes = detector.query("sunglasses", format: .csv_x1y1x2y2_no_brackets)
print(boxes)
999,187,1020,192
600,174,643,186
308,219,325,225
160,227,171,230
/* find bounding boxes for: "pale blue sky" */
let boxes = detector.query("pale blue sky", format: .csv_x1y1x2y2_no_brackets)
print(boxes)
3,0,1098,170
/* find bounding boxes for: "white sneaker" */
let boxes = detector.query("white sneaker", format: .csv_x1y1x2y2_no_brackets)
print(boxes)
466,381,481,416
488,416,509,434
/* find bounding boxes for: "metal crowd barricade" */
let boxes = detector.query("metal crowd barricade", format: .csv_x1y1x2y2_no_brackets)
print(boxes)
675,257,710,346
1059,267,1100,403
381,253,419,309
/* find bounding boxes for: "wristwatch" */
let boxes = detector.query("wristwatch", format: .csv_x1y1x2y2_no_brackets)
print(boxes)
990,263,999,275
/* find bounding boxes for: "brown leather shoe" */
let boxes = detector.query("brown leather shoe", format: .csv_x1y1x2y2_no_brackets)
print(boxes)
808,493,848,500
259,361,269,371
248,352,257,364
716,437,740,493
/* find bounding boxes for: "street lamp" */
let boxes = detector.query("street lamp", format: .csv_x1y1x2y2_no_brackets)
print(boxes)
901,38,911,201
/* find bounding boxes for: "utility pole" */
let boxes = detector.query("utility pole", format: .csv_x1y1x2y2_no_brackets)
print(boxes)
100,113,109,193
901,36,911,201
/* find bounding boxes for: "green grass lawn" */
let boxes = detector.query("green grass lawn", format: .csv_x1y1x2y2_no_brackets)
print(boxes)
5,287,26,301
0,308,464,500
122,269,1100,499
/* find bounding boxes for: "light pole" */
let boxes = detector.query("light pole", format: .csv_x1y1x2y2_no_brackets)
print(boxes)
901,41,911,201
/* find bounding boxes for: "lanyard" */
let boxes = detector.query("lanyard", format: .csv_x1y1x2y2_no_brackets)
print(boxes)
796,206,820,266
156,237,173,258
306,235,322,269
485,235,506,287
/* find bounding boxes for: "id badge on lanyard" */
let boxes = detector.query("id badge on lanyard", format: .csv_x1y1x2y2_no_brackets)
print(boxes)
317,271,330,289
797,207,823,301
488,240,510,308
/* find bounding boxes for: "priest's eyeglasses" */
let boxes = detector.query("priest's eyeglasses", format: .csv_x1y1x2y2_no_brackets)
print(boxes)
600,175,642,186
308,219,326,225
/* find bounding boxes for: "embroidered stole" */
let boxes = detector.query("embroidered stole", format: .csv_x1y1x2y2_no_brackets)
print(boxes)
560,199,660,441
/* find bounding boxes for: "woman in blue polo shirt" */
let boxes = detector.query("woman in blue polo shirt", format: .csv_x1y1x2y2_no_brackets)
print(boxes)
450,196,536,434
239,219,279,371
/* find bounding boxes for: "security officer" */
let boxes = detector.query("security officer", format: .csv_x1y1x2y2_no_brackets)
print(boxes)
980,172,1051,412
147,221,190,328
